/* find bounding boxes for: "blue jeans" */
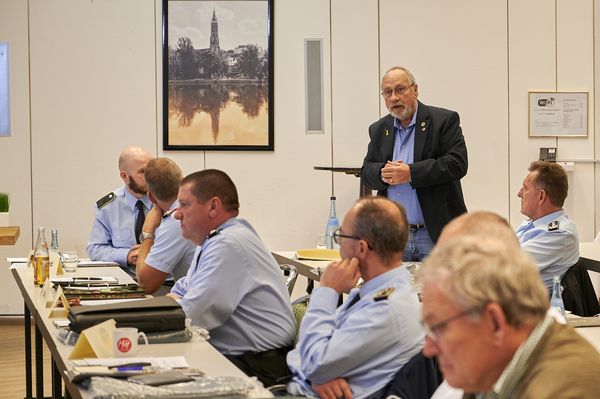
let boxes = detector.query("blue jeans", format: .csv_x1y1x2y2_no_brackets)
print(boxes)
403,227,434,262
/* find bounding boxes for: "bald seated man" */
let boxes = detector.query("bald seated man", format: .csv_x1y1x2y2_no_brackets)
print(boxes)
87,146,153,274
438,210,519,246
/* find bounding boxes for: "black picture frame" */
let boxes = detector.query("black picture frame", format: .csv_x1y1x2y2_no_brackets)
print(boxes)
162,0,274,151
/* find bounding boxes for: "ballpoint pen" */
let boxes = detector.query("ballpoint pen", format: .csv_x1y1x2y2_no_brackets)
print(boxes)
109,362,152,370
162,208,178,219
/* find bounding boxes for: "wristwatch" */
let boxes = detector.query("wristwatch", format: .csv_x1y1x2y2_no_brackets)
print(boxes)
140,231,155,242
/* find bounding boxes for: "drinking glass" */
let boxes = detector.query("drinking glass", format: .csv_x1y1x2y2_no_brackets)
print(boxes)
315,234,326,249
62,251,79,273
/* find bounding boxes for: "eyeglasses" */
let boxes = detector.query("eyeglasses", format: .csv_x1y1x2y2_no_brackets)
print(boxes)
381,84,415,99
421,303,487,342
332,227,373,250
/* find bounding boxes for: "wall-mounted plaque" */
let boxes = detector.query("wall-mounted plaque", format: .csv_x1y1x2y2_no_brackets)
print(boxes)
529,91,588,137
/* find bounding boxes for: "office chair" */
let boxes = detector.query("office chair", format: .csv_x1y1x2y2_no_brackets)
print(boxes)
561,257,600,317
280,263,299,296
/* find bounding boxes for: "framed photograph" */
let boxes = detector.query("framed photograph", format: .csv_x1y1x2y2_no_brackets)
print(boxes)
528,91,588,137
162,0,274,150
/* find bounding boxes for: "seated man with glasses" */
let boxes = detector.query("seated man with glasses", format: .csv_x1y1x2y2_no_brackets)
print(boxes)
362,66,468,262
419,236,600,399
286,197,423,399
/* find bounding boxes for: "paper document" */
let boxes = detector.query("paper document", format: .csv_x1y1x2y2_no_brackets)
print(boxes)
80,298,146,306
77,260,120,267
71,356,189,368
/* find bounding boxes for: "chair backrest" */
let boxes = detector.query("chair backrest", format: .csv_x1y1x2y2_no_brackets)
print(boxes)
279,263,298,296
291,295,310,345
383,351,441,399
562,257,600,317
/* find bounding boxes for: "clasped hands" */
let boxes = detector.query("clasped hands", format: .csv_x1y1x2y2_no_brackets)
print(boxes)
381,160,411,185
312,377,352,399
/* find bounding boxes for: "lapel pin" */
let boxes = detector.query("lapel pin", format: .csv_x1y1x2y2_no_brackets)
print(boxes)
385,128,389,136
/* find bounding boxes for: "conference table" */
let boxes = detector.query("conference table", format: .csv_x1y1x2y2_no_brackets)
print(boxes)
10,262,249,399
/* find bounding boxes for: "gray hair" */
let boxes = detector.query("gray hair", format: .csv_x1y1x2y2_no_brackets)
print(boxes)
382,66,417,87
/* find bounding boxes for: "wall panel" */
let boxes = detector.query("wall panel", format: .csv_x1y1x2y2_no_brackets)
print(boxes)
380,0,509,216
200,0,333,250
508,0,557,226
330,0,379,219
556,0,595,241
0,0,32,314
28,0,157,253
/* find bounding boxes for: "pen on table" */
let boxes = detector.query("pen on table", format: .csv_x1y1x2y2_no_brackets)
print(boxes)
162,207,178,219
109,362,151,370
74,277,102,280
114,366,148,372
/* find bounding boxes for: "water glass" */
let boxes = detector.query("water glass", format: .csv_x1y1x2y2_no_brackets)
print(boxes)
315,234,326,249
62,251,79,273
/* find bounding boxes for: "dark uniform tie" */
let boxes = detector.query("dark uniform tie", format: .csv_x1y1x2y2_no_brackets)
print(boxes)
346,293,361,309
135,200,145,244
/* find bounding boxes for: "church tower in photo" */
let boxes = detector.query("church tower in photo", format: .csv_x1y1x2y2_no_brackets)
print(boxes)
209,9,220,54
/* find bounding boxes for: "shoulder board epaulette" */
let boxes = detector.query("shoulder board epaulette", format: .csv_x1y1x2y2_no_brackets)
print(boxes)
548,220,559,231
373,287,395,302
96,192,116,209
206,228,221,239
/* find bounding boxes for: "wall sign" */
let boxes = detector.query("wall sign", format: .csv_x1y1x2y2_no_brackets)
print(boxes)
529,91,588,137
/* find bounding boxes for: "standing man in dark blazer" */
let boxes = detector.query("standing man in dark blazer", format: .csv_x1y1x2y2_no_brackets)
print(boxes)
362,66,468,261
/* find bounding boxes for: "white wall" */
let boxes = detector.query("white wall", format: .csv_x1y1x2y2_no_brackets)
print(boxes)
0,0,599,314
0,0,32,314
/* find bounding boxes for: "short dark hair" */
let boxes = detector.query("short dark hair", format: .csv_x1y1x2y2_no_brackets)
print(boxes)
181,169,239,212
352,197,408,264
144,158,182,202
529,161,568,207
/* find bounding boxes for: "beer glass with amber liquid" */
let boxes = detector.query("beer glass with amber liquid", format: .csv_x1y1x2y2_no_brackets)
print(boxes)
33,227,50,286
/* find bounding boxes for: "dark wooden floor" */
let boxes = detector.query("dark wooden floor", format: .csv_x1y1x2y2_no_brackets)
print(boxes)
0,317,52,399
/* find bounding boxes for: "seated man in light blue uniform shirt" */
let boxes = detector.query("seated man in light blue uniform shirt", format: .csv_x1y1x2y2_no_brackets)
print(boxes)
287,197,423,399
167,169,295,387
135,158,195,294
516,161,579,291
87,146,153,274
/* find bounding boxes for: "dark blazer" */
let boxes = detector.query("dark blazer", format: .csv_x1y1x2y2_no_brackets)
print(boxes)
361,101,468,242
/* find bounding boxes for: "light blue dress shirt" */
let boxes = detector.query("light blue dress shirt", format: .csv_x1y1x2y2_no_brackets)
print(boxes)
516,209,579,290
171,217,296,355
387,106,425,225
144,200,195,281
286,266,424,399
86,186,152,268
